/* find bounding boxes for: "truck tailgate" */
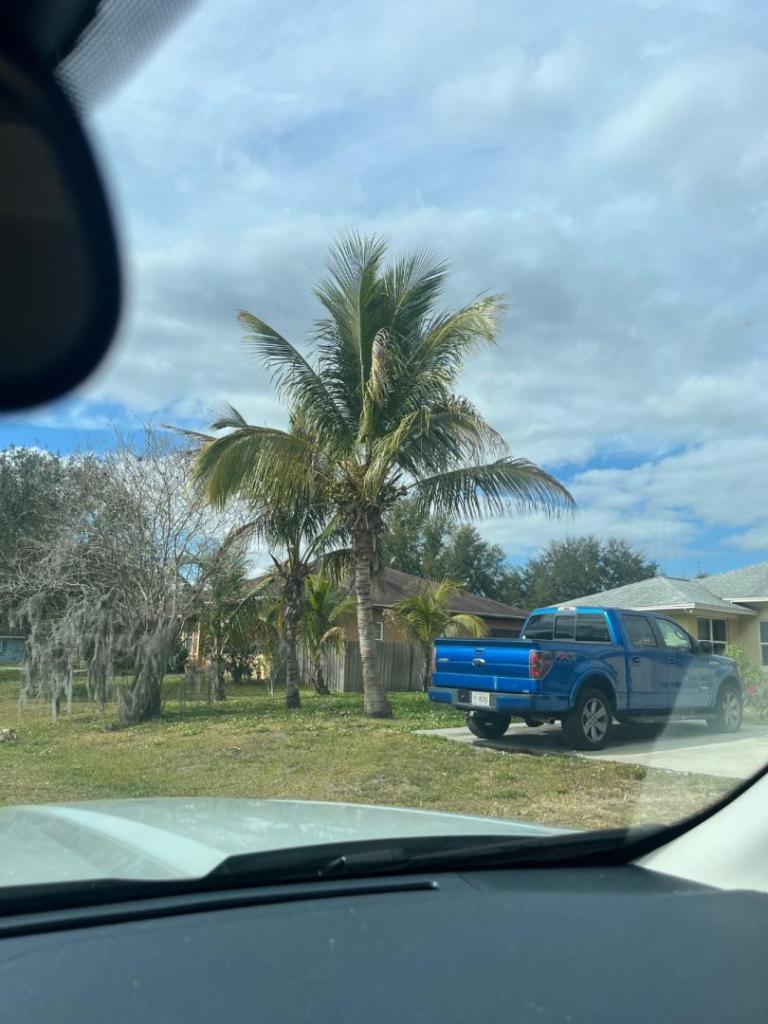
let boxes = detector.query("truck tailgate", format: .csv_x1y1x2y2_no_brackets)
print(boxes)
433,639,535,692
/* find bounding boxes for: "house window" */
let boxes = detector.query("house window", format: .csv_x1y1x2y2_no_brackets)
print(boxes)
697,618,727,655
372,621,383,641
760,622,768,667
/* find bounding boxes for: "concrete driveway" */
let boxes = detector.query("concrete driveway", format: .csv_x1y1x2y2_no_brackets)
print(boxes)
416,719,768,780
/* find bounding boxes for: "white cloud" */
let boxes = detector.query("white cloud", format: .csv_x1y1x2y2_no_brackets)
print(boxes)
530,36,589,99
589,49,768,201
429,55,528,131
730,526,768,552
475,435,768,569
14,0,764,573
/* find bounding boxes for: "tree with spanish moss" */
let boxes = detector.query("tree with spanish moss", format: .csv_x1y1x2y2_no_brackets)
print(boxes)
3,430,232,724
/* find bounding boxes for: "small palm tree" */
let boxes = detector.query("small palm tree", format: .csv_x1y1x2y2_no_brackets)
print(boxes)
249,593,285,693
300,574,355,694
244,506,325,709
185,413,342,710
195,542,256,701
388,579,488,691
190,233,574,718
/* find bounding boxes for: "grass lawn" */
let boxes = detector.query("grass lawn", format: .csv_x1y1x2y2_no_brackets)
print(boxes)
0,669,733,831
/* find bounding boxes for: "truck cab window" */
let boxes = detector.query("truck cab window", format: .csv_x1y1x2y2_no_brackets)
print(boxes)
656,619,692,651
554,615,575,640
623,615,658,648
574,614,611,643
522,614,554,640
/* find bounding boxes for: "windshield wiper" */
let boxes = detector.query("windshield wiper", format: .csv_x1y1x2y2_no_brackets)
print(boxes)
211,824,661,885
316,826,660,878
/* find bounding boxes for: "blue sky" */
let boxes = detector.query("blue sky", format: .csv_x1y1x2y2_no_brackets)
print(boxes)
3,0,767,578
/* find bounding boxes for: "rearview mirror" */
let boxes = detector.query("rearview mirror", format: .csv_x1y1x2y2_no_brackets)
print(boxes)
0,48,120,409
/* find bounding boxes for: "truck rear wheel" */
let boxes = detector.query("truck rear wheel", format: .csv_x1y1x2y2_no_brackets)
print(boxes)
466,710,511,740
707,681,743,734
562,688,613,751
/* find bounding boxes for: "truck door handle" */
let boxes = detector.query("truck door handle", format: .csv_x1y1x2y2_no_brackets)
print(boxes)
471,657,486,667
631,656,641,664
667,658,676,665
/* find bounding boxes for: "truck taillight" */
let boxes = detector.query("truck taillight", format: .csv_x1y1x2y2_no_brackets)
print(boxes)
529,650,553,680
431,646,436,675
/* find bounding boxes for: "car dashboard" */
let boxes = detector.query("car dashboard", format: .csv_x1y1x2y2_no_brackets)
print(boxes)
2,864,766,1022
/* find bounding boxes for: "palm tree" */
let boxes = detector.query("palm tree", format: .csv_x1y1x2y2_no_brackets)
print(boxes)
191,233,574,718
249,593,284,691
241,503,333,709
300,574,355,694
388,579,488,691
181,413,341,710
195,542,254,701
222,607,259,685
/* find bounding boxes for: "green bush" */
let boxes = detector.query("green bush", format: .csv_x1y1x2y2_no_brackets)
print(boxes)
725,644,768,720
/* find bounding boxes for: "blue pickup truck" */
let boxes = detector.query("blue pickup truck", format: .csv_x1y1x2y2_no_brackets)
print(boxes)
428,606,743,750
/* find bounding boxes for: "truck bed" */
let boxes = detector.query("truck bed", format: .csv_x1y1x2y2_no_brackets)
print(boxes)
431,632,626,716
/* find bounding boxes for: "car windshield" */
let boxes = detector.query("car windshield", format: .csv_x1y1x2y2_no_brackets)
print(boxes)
1,0,767,890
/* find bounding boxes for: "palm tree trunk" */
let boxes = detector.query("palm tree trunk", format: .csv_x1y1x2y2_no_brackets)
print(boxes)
283,601,301,709
211,657,226,701
313,655,330,695
421,645,432,692
353,527,393,718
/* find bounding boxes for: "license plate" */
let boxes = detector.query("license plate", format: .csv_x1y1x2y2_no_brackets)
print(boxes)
471,690,491,707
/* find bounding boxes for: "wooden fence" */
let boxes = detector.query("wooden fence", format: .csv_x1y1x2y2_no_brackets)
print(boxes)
299,641,424,693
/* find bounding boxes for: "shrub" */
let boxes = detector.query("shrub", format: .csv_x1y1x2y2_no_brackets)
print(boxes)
725,643,768,720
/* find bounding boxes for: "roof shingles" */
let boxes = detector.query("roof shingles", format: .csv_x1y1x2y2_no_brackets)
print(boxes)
558,575,754,615
249,567,528,621
700,561,768,600
368,568,528,620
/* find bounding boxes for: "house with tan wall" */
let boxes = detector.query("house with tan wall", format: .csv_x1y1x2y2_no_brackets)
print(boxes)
187,567,528,685
235,566,528,642
559,561,768,672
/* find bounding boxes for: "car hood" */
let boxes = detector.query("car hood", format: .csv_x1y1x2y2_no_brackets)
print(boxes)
0,798,566,888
